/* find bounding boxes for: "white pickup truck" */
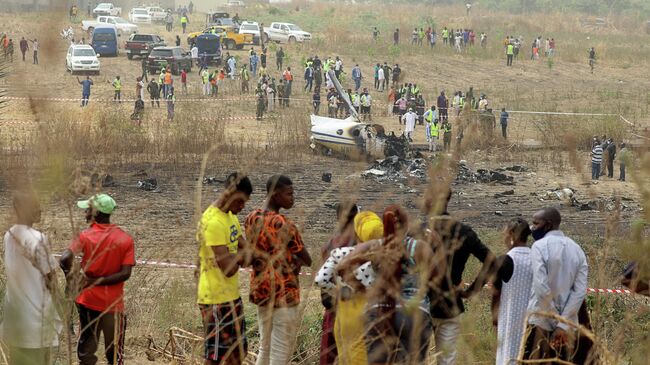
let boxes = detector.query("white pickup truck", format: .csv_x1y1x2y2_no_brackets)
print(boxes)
263,22,311,44
82,16,138,36
93,3,121,16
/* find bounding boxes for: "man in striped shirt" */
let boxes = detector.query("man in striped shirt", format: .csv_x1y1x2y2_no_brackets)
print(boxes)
591,140,603,180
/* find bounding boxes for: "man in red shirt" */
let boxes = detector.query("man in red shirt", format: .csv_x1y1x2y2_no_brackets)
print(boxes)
60,193,135,365
180,68,188,95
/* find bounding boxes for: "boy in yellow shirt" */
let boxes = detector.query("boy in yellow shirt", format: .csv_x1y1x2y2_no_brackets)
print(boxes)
197,173,253,365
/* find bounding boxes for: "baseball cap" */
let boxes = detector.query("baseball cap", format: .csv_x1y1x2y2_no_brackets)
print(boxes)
77,193,117,214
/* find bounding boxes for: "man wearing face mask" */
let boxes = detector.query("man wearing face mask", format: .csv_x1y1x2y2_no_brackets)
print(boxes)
523,207,588,362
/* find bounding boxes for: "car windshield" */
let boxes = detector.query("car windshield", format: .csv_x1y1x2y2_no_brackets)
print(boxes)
98,4,110,8
134,9,148,14
93,32,115,41
149,8,162,12
287,24,302,31
219,19,235,26
74,48,96,56
240,24,257,30
150,49,173,57
113,18,128,23
131,34,152,41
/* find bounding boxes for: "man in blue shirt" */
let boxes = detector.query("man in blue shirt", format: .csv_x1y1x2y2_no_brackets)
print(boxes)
500,108,509,138
77,76,93,107
351,64,362,92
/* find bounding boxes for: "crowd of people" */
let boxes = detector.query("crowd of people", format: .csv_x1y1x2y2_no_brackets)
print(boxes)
388,26,487,51
3,176,647,365
590,136,629,182
503,35,557,66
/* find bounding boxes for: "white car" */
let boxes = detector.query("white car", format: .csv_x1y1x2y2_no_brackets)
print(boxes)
129,8,152,23
263,22,311,43
239,21,260,45
146,6,167,23
66,44,100,74
82,16,138,36
226,0,246,7
93,3,121,16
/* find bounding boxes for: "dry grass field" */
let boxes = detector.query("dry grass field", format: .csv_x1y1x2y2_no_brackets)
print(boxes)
1,2,649,364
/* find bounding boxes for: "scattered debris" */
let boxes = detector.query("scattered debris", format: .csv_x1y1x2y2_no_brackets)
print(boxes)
456,162,514,185
495,211,503,216
504,165,528,172
362,168,387,177
137,178,160,192
382,133,409,159
573,197,630,212
406,158,427,179
322,173,332,183
202,177,223,185
362,155,429,182
541,188,575,201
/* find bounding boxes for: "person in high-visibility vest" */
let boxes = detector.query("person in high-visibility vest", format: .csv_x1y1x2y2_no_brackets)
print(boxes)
442,120,452,152
180,13,189,34
112,75,122,103
411,84,420,97
457,94,465,116
506,42,514,66
351,91,360,114
360,88,372,121
424,106,439,152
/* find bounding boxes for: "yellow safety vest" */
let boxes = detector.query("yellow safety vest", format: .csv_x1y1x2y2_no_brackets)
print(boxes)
181,16,188,24
113,79,121,90
430,122,439,137
425,110,434,122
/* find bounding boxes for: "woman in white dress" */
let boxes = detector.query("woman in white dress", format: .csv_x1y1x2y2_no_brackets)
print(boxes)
492,218,533,365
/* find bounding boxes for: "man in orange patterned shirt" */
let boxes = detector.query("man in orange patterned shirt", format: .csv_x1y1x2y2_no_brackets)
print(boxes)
245,175,312,365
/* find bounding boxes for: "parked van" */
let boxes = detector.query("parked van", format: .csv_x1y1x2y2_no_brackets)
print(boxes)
91,25,119,56
195,33,222,65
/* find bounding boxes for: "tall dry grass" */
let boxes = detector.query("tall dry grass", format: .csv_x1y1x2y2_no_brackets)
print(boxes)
1,2,649,365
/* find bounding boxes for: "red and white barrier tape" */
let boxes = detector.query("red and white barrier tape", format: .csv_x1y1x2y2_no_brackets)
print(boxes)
133,258,633,294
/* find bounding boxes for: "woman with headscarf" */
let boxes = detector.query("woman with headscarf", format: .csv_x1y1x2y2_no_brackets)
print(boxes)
337,206,442,365
315,210,384,365
316,202,358,365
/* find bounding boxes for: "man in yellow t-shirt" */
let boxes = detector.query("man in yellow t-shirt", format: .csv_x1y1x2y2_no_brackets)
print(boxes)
197,173,253,365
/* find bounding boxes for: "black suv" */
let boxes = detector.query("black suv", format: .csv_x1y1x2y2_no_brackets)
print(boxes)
146,47,192,75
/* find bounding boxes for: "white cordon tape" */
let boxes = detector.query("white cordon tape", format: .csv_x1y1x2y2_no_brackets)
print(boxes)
0,96,636,124
134,258,632,294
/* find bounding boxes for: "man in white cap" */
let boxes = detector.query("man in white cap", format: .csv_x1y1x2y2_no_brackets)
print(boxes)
402,107,418,141
60,193,135,365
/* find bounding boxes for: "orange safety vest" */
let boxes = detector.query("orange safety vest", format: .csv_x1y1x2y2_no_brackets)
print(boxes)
164,72,172,84
283,71,293,81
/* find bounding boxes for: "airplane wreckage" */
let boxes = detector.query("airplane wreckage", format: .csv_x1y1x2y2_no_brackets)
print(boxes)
310,71,497,160
310,71,401,160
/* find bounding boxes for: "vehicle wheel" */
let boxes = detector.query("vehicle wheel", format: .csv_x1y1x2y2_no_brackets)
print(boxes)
288,36,296,44
225,39,235,50
127,53,133,60
171,64,178,75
